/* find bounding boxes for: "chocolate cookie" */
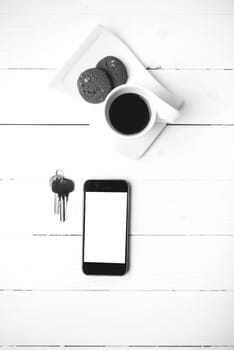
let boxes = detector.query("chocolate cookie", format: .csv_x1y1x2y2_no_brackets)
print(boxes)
96,56,128,88
77,68,112,104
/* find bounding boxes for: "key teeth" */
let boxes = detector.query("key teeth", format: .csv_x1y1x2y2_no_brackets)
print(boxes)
53,194,67,222
54,194,60,215
60,197,67,222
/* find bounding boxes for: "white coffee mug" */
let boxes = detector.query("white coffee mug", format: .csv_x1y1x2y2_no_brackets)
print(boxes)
104,84,159,139
103,83,182,159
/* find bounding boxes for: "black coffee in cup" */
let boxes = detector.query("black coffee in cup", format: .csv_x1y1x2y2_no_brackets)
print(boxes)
109,93,150,135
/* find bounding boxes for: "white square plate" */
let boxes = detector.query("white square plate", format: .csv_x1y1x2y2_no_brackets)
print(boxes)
51,25,183,159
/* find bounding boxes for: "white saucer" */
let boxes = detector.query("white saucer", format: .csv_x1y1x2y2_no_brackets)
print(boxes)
110,121,166,160
51,25,183,159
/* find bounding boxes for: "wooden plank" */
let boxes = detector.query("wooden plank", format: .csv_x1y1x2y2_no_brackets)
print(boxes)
0,348,232,350
0,70,233,124
0,70,89,124
0,14,233,68
0,126,233,180
0,291,233,344
0,179,233,236
0,236,234,290
154,70,234,125
1,0,233,14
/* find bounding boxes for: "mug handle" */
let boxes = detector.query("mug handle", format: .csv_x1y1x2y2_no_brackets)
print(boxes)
140,79,183,123
154,94,183,124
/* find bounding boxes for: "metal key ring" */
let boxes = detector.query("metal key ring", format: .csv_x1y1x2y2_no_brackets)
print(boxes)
55,169,64,181
49,169,64,187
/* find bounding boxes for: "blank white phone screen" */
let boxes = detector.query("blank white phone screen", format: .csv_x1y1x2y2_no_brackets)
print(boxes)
84,192,128,263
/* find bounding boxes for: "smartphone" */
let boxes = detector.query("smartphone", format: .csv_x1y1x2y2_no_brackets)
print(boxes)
82,179,130,275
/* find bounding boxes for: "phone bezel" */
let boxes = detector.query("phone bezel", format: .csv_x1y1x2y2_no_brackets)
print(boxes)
82,179,130,276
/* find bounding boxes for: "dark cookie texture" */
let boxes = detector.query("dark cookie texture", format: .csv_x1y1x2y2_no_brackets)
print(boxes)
77,68,112,103
96,56,128,88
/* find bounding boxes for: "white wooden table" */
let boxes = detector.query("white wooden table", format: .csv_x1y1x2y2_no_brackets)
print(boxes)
0,0,234,347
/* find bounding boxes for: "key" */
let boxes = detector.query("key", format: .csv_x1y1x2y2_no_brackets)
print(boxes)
49,174,62,215
52,177,75,222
